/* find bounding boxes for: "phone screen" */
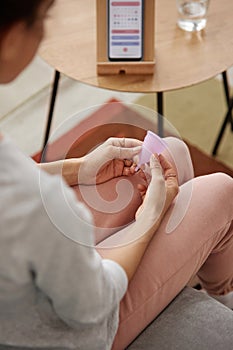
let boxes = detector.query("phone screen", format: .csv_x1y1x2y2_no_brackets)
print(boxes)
108,1,143,61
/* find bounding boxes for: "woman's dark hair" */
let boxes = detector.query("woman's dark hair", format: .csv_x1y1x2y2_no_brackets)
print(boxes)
1,0,45,30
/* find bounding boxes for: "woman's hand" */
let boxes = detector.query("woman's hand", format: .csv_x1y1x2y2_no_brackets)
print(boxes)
135,153,179,224
78,137,142,185
38,137,141,186
97,154,179,281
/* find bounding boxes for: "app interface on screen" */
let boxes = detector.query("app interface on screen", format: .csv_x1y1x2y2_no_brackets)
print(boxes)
109,1,143,60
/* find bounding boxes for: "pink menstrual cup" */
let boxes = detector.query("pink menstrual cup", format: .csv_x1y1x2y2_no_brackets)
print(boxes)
137,131,167,169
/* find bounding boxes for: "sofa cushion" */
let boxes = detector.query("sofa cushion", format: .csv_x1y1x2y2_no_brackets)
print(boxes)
1,288,232,350
128,287,233,350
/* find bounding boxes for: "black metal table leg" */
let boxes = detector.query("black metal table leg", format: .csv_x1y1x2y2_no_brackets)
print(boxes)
222,71,233,130
222,71,230,105
157,92,164,137
212,71,233,156
212,97,233,156
41,70,61,162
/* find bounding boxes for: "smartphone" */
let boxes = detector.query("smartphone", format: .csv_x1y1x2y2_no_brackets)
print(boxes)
108,0,144,61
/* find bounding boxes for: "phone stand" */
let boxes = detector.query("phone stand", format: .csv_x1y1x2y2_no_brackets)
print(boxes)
96,0,156,75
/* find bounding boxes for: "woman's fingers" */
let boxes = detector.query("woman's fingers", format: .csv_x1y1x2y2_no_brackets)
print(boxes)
148,153,179,211
107,137,143,148
135,153,179,222
159,153,179,204
137,183,147,197
149,154,164,185
106,137,142,160
124,159,133,167
118,146,142,160
159,153,176,176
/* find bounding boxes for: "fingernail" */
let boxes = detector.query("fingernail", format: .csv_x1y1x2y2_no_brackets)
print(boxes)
151,153,159,161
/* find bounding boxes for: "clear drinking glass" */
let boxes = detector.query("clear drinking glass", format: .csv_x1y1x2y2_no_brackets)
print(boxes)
176,0,210,32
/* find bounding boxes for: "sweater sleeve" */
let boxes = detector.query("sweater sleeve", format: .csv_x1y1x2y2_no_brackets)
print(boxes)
30,168,128,326
0,137,128,328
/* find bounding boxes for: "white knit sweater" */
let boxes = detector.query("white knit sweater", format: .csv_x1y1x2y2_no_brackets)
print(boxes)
0,137,127,350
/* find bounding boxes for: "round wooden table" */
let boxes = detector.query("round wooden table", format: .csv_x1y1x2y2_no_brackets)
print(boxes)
40,0,233,92
39,0,233,155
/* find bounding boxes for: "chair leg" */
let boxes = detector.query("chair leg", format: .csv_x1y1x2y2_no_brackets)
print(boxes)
40,70,61,163
212,71,233,156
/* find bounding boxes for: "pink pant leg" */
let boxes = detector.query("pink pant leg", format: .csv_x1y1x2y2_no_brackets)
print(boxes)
112,173,233,350
73,138,232,349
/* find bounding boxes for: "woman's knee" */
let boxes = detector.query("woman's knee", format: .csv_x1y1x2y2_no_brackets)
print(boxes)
164,137,190,158
163,137,194,185
210,172,233,202
196,173,233,221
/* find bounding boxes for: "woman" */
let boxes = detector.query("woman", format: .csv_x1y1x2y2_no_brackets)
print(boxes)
0,1,232,349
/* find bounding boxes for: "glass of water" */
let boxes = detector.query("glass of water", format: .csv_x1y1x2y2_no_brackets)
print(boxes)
176,0,210,32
